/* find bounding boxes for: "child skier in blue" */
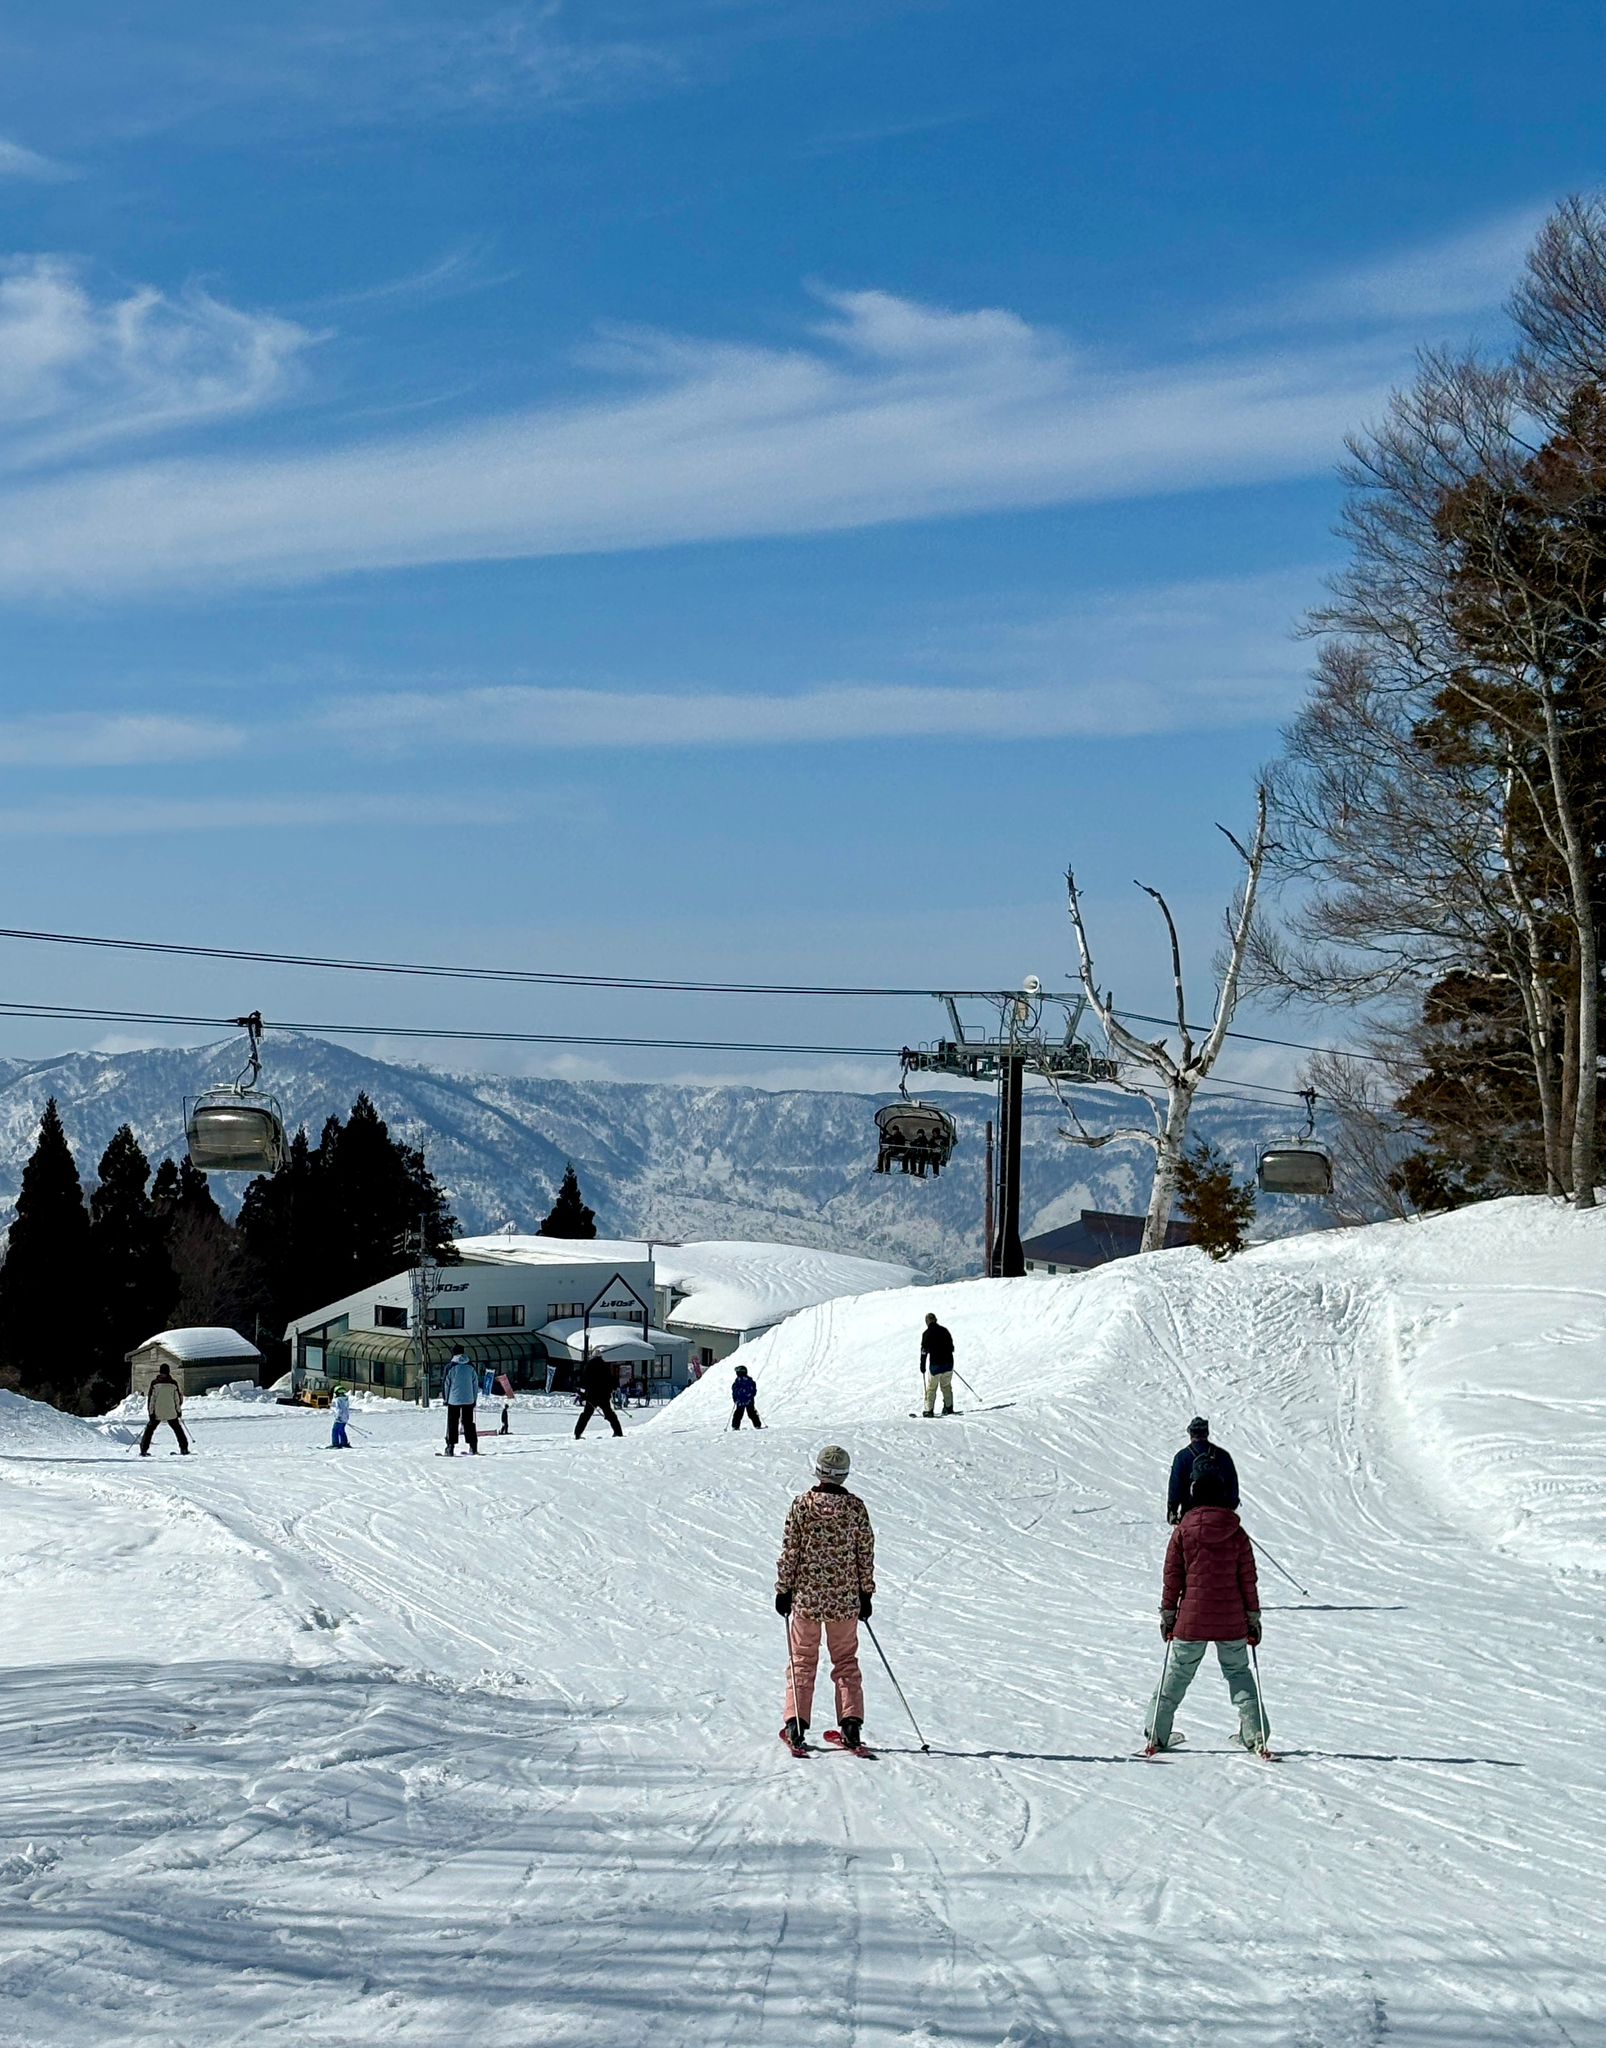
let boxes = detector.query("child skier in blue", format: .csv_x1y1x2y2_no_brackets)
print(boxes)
731,1366,762,1429
330,1386,352,1450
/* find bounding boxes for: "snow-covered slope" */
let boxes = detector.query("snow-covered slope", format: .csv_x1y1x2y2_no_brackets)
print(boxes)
0,1036,1321,1278
654,1238,928,1333
1,1197,1600,2046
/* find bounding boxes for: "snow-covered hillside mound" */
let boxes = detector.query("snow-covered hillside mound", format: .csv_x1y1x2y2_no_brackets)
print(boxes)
658,1197,1606,1574
0,1387,111,1457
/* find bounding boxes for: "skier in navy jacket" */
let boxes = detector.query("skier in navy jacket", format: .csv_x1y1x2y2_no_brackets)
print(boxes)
1167,1418,1239,1522
731,1366,762,1430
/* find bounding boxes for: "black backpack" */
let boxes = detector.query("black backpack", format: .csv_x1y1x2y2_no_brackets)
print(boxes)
1188,1443,1222,1503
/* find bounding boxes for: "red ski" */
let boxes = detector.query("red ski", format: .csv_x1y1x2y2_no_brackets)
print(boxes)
824,1730,878,1759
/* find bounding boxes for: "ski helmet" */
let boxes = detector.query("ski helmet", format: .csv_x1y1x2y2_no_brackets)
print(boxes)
815,1443,851,1479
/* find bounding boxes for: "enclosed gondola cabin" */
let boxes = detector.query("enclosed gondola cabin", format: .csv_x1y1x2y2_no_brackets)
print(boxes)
185,1091,288,1174
183,1012,288,1176
874,1100,957,1178
1256,1145,1333,1198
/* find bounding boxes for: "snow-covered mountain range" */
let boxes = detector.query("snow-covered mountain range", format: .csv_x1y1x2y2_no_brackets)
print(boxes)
0,1036,1318,1277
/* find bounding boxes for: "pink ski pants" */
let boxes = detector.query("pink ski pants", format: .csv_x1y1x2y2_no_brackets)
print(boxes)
783,1614,864,1726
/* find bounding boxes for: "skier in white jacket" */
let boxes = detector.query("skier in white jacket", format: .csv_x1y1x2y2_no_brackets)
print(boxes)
140,1365,190,1456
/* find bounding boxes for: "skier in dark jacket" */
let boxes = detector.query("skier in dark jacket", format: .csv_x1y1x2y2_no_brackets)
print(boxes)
1167,1417,1239,1522
574,1353,624,1439
731,1366,762,1430
920,1312,956,1417
1145,1463,1267,1753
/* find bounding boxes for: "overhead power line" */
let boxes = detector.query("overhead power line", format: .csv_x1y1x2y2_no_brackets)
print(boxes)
0,921,1388,1066
0,999,1317,1114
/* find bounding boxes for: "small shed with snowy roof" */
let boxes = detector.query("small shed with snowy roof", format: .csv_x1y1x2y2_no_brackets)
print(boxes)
127,1327,264,1399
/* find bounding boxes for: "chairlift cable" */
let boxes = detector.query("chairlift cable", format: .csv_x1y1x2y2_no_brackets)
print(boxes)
0,997,1317,1097
0,922,1389,1064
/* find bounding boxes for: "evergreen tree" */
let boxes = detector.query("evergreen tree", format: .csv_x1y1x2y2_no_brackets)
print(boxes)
234,1127,327,1376
89,1126,177,1409
1175,1141,1256,1261
319,1093,458,1298
234,1096,459,1373
539,1162,597,1239
154,1156,241,1331
0,1098,92,1405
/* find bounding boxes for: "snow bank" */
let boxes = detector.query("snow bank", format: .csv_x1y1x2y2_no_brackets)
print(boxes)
655,1238,928,1335
0,1388,110,1457
653,1196,1606,1572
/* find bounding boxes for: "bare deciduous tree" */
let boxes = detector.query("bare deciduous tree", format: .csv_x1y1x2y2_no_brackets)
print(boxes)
1065,786,1269,1253
1304,200,1606,1206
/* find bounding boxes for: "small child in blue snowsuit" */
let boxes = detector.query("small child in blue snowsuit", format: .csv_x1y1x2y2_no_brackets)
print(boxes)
731,1368,762,1430
331,1387,351,1450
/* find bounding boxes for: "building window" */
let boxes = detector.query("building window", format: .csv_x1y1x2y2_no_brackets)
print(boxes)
487,1304,525,1329
374,1305,407,1329
548,1301,584,1322
429,1306,465,1330
646,1356,673,1381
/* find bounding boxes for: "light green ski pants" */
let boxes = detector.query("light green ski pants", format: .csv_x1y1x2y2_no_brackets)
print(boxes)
1145,1639,1267,1749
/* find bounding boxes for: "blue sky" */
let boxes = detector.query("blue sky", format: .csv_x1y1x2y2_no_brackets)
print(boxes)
0,0,1600,1094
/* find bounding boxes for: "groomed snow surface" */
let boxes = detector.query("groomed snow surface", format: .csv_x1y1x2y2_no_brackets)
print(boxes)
653,1238,928,1335
2,1196,1603,2047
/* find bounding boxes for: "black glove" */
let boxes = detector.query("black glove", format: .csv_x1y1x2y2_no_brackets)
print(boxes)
859,1593,873,1621
1160,1609,1177,1642
1245,1610,1262,1646
775,1590,793,1618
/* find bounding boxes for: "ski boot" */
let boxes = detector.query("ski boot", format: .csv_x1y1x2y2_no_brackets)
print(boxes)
837,1718,865,1752
779,1717,809,1757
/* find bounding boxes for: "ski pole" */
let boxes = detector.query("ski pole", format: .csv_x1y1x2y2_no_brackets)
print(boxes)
1249,1641,1271,1750
782,1613,805,1738
864,1618,930,1753
951,1367,984,1403
1248,1535,1310,1599
1146,1635,1175,1748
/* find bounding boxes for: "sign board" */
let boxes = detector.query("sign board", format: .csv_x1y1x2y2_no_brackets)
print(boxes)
588,1273,649,1324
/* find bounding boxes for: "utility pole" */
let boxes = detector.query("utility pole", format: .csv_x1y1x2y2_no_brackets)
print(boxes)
400,1215,442,1408
993,1054,1025,1278
983,1120,995,1277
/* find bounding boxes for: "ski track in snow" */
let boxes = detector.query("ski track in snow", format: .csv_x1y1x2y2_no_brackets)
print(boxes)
1,1199,1604,2045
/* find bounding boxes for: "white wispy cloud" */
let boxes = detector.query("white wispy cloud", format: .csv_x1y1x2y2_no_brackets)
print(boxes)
0,711,246,767
0,138,73,182
0,256,315,469
0,792,516,836
0,282,1397,598
1227,203,1548,334
319,570,1315,749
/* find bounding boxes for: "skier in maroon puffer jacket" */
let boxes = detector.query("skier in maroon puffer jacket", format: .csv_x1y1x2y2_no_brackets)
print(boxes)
1144,1463,1269,1753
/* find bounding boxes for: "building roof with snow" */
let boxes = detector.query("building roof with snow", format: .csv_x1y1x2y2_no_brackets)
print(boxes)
652,1240,928,1339
453,1233,653,1267
128,1326,263,1364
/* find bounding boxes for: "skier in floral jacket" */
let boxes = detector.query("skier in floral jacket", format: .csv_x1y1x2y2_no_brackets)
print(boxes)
775,1443,876,1752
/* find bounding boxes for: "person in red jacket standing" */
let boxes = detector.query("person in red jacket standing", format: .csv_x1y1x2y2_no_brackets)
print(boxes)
1145,1462,1268,1753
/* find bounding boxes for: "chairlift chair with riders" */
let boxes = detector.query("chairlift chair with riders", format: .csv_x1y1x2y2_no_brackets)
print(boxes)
873,1078,958,1180
185,1011,289,1175
1257,1088,1333,1198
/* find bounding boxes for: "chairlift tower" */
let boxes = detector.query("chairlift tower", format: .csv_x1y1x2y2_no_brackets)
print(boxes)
899,984,1117,1278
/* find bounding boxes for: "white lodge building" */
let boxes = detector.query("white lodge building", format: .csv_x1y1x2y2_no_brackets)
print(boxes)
286,1235,691,1403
